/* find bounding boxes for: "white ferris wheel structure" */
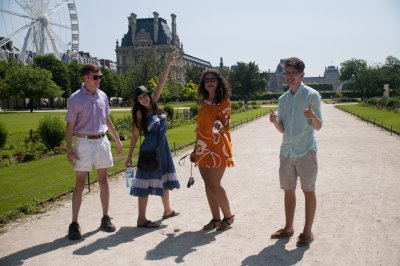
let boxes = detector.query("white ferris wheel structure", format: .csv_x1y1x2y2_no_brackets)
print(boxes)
0,0,79,63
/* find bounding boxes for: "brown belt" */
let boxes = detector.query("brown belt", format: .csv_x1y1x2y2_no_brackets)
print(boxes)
76,133,105,139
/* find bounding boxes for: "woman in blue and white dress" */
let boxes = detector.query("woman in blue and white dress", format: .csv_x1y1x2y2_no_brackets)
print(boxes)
125,51,180,228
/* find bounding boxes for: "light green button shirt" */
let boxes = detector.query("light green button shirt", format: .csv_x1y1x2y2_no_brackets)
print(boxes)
277,83,323,158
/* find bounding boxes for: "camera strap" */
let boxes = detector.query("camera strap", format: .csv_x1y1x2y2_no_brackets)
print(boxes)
178,154,193,178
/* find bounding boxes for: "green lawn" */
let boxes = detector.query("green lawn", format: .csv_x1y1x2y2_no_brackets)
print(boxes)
0,111,67,144
0,106,271,222
336,104,400,133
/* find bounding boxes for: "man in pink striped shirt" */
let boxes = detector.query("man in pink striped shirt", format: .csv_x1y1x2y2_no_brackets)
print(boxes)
65,64,123,240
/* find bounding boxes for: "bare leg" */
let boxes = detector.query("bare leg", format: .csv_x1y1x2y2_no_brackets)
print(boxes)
161,189,173,216
303,191,316,235
284,189,296,232
137,196,149,225
71,171,87,222
204,185,221,220
97,168,110,216
199,167,232,219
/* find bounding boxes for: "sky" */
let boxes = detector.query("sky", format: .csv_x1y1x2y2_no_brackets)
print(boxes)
1,0,400,77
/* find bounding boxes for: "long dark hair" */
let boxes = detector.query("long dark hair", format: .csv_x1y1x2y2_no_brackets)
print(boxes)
131,93,162,134
198,69,231,104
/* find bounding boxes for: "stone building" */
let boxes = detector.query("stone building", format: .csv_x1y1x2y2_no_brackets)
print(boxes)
266,60,341,91
115,12,211,82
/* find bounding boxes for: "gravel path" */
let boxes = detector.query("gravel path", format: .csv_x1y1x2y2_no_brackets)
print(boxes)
1,103,399,266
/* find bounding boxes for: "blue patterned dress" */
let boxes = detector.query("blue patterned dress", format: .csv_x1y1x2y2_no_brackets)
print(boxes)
130,112,180,197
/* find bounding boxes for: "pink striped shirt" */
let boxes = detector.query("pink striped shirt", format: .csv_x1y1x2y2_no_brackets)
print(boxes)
66,85,110,135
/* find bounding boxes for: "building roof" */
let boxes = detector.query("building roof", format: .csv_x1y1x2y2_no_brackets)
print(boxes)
121,17,172,47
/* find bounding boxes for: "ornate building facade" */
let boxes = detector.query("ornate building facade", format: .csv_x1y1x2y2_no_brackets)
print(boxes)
266,60,341,91
115,12,211,82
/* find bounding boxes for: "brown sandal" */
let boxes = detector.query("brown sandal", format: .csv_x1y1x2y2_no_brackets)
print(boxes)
271,228,294,239
216,215,235,231
202,219,221,230
296,232,314,247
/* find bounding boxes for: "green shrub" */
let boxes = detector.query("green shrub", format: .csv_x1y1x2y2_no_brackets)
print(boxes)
0,121,8,148
163,105,174,120
37,116,65,150
24,129,40,145
22,152,37,162
190,106,198,117
251,101,259,109
386,98,400,110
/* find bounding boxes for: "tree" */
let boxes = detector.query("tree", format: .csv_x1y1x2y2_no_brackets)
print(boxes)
339,58,368,97
3,66,63,112
33,54,70,103
0,59,23,105
67,59,83,95
121,49,164,101
185,65,204,84
100,67,120,99
383,55,400,96
356,66,387,98
229,61,268,100
339,58,367,81
218,67,231,82
182,80,198,101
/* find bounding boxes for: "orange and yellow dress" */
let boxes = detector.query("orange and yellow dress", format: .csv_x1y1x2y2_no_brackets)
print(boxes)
194,98,234,168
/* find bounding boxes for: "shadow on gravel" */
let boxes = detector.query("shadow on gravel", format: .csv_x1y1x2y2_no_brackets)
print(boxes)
146,230,218,263
241,238,308,266
73,225,165,255
0,228,100,266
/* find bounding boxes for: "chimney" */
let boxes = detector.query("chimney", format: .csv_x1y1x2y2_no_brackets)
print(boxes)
153,12,159,43
129,13,137,45
171,13,177,44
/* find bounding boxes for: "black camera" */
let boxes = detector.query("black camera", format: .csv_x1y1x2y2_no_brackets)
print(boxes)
187,176,195,188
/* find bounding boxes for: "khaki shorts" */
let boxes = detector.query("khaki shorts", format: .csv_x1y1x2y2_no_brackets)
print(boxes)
279,150,318,191
74,136,113,172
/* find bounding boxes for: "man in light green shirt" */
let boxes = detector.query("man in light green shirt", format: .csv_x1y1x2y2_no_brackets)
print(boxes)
269,57,322,247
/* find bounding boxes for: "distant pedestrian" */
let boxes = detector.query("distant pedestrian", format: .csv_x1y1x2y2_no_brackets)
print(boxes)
65,64,123,240
125,50,180,228
190,69,235,231
269,57,322,247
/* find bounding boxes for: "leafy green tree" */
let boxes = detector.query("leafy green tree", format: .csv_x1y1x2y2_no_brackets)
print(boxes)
67,59,83,94
383,55,400,96
121,49,163,101
185,65,204,84
356,66,387,98
0,59,24,104
339,58,368,81
182,80,198,101
3,66,62,112
100,67,120,98
229,61,268,100
218,67,231,82
33,54,70,102
339,58,368,97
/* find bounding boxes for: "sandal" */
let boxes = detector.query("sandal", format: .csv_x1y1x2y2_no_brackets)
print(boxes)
296,232,314,247
162,210,180,220
216,215,235,231
137,220,160,228
202,219,221,230
271,228,294,239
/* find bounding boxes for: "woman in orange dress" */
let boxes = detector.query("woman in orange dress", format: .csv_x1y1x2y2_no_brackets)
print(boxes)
190,69,235,231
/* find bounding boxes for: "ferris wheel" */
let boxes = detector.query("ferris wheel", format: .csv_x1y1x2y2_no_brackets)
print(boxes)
0,0,79,63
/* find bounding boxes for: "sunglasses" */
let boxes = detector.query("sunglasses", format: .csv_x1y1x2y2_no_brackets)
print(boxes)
92,74,103,80
204,77,217,83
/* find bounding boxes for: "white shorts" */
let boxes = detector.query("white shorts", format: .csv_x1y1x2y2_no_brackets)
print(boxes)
74,136,113,172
